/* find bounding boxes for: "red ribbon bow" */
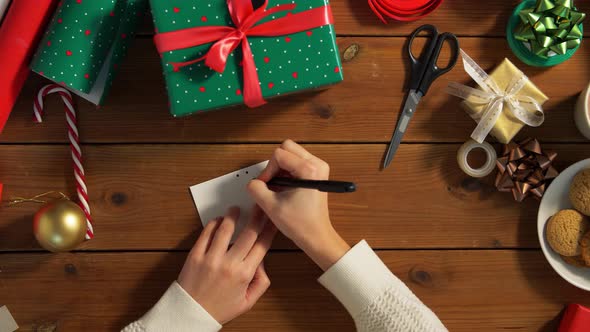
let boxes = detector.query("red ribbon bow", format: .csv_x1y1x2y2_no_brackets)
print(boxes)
154,0,334,108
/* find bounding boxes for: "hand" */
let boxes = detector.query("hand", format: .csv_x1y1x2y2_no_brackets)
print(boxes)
247,140,350,271
178,206,277,324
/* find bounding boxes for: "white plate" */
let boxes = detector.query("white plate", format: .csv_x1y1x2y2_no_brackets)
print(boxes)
538,158,590,291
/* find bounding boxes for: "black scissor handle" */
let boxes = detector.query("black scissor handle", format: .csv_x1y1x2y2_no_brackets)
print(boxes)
407,24,439,91
418,32,459,96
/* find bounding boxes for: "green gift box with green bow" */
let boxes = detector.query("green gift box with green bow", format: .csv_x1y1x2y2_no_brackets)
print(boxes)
507,0,586,67
150,0,343,117
30,0,148,105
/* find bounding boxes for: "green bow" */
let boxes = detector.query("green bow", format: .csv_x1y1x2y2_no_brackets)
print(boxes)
514,0,586,58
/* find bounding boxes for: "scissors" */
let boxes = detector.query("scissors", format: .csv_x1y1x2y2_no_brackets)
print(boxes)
382,24,459,169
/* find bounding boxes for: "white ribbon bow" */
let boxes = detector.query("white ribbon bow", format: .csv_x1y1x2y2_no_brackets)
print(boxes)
446,50,545,143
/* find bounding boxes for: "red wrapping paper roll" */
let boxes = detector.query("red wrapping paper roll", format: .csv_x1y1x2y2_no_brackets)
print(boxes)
0,0,57,133
559,304,590,332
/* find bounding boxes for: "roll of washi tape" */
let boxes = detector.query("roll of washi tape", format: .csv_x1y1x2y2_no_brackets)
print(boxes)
457,139,497,178
507,0,583,67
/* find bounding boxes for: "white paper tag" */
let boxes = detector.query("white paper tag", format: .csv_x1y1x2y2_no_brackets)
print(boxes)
0,306,18,332
189,161,269,242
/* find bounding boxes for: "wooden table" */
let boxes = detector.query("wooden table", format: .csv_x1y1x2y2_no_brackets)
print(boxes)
1,1,590,331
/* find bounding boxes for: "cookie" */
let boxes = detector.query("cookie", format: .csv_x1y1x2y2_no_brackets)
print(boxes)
570,169,590,216
561,255,588,268
546,209,589,256
581,231,590,267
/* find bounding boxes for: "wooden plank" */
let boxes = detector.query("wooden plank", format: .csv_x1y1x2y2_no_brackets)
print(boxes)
136,1,590,37
2,37,589,144
1,144,587,251
1,250,587,331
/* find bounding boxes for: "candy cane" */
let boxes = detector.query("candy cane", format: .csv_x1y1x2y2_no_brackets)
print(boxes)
34,84,94,239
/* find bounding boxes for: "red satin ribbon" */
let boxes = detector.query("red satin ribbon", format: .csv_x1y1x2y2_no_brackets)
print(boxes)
368,0,442,23
154,0,334,108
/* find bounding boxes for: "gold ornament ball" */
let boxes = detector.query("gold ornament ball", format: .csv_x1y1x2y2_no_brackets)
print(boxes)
33,200,87,252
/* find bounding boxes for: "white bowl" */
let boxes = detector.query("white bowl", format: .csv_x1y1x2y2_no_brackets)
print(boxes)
538,158,590,291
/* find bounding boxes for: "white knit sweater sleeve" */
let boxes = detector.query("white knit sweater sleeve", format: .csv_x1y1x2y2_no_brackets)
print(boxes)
318,240,447,332
121,281,222,332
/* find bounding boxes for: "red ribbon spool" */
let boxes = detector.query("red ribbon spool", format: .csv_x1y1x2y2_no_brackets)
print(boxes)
368,0,443,23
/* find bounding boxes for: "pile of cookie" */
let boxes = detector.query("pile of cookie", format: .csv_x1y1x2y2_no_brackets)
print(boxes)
546,169,590,268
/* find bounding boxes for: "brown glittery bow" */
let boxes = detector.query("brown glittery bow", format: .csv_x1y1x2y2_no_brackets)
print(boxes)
495,138,559,202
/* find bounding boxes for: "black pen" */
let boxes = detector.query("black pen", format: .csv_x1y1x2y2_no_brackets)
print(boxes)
267,177,356,193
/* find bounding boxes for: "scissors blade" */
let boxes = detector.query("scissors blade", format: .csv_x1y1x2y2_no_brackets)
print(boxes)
383,90,423,169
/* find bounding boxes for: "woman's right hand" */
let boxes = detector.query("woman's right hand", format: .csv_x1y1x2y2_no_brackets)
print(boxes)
247,140,350,271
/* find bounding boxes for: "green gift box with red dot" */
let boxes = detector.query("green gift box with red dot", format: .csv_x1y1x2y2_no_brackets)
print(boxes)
30,0,147,105
150,0,343,117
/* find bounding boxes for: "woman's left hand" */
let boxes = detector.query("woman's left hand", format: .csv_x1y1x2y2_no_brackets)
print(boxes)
178,206,277,324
